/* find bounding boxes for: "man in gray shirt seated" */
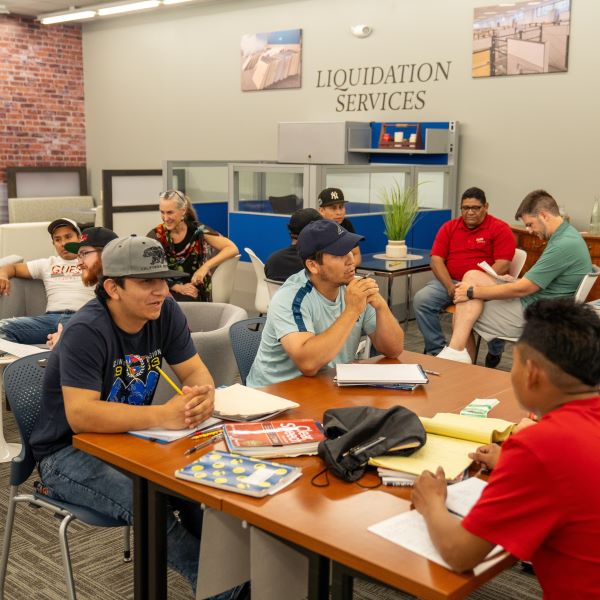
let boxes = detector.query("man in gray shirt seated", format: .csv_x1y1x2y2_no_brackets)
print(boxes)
248,220,404,387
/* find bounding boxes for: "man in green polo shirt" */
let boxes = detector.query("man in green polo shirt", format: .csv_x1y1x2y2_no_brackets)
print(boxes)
436,189,592,364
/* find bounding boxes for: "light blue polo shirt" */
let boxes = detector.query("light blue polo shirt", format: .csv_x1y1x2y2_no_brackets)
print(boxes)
247,270,377,388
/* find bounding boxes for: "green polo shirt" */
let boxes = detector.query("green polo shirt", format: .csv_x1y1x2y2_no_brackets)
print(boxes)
522,221,592,307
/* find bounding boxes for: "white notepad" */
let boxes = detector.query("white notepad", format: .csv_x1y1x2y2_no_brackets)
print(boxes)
213,383,299,421
335,363,428,386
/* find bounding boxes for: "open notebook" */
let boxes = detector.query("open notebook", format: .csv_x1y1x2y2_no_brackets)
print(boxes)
370,413,514,480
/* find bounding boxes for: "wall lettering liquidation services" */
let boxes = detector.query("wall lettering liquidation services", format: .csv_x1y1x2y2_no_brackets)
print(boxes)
315,61,452,112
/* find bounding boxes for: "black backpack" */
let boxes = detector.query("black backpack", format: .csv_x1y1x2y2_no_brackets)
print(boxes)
317,406,426,482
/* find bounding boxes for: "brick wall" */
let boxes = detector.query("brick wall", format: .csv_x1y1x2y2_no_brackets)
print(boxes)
0,15,86,192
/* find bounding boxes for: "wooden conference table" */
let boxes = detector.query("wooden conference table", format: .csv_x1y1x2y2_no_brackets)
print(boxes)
74,352,526,600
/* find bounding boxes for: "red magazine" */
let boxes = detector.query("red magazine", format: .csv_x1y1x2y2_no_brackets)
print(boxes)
223,419,324,458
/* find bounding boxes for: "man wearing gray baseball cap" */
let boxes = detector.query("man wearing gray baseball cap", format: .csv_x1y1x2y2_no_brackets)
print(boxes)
30,236,245,597
248,220,404,387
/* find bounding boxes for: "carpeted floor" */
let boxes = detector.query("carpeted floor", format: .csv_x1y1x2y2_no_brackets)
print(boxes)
0,320,540,599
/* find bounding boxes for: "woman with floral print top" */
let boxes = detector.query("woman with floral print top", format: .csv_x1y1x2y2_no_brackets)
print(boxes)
148,190,238,302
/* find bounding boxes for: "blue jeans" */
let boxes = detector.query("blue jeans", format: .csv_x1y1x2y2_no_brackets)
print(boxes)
413,279,504,356
0,311,74,344
39,446,245,598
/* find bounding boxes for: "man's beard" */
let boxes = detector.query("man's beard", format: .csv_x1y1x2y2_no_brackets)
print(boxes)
82,259,103,287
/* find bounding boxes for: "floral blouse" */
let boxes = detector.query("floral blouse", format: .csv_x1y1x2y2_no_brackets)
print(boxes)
148,220,218,302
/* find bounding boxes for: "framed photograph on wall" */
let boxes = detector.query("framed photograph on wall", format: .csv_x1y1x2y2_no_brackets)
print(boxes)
472,0,571,78
241,28,302,91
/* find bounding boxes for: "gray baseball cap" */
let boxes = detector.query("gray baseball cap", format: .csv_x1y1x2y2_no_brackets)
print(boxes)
102,235,187,279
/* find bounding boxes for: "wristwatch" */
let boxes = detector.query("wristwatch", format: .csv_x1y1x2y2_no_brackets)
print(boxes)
467,286,474,300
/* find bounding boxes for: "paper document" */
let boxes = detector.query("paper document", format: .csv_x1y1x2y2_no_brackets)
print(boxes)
477,261,502,280
446,477,487,517
368,510,505,575
214,384,299,420
129,416,222,443
0,339,47,358
335,363,428,386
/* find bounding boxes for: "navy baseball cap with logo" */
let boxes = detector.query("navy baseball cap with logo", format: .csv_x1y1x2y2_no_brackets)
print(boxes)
102,235,187,279
64,227,118,254
297,220,364,260
318,187,346,207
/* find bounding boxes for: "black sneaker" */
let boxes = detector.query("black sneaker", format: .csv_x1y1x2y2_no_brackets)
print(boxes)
485,352,502,369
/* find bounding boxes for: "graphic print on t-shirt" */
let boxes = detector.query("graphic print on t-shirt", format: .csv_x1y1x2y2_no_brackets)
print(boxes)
50,264,81,278
108,351,161,406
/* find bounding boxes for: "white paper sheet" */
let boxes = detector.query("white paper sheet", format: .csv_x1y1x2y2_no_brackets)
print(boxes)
0,339,47,358
368,509,505,575
446,477,487,517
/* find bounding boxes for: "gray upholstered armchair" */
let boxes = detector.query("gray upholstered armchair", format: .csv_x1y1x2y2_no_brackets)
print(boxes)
153,302,248,403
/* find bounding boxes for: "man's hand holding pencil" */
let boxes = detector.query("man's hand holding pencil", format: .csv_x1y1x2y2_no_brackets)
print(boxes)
156,365,215,429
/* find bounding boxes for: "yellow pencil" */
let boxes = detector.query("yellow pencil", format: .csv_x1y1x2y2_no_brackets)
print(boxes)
156,365,183,395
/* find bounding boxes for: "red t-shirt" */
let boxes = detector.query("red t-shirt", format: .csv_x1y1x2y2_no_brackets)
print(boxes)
430,214,515,281
462,397,600,599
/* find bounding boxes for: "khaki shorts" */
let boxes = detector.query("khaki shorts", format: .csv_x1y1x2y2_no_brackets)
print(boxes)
472,298,525,342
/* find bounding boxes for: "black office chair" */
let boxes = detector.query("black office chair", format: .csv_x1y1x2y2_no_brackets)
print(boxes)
0,352,131,600
229,317,266,384
268,194,301,214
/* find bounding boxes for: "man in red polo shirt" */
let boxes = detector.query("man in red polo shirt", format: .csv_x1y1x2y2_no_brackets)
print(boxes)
414,187,515,363
412,299,600,599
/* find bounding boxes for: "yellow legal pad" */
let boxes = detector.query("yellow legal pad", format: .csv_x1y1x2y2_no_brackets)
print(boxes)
369,413,514,481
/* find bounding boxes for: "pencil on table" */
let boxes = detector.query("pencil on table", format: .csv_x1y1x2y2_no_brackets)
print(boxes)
156,365,183,395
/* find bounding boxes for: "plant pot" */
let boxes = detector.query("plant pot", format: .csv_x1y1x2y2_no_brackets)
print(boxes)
386,240,407,258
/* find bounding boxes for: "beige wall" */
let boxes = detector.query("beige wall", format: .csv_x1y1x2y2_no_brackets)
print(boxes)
83,0,600,230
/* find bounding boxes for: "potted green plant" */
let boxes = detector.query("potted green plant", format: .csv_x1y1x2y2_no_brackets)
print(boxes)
381,181,420,258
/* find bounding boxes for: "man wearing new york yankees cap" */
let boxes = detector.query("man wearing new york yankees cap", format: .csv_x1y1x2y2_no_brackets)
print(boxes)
31,235,245,597
248,220,403,387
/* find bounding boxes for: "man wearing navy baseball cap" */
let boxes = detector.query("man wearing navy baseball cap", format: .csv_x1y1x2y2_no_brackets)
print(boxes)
248,220,403,387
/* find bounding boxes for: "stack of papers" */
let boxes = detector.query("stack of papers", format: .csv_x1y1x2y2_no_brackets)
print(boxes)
214,384,300,422
335,364,428,389
129,417,222,443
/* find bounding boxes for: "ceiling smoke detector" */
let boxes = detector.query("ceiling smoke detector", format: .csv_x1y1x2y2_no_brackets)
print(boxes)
0,4,11,14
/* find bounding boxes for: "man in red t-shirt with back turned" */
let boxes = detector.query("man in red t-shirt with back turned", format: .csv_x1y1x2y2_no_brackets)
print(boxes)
412,298,600,600
413,187,515,364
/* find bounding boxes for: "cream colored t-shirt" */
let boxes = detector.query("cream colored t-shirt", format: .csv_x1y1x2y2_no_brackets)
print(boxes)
26,257,94,312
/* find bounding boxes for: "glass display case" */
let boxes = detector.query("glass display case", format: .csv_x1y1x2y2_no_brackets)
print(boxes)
228,162,310,215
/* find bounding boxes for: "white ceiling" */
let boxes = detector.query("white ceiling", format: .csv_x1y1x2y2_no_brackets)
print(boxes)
0,1,115,17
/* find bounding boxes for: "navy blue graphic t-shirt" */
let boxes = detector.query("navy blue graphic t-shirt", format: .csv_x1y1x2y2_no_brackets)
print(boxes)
30,296,195,461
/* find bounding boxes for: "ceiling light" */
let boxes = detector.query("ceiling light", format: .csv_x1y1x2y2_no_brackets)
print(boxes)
41,10,96,24
98,0,160,16
163,0,194,4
